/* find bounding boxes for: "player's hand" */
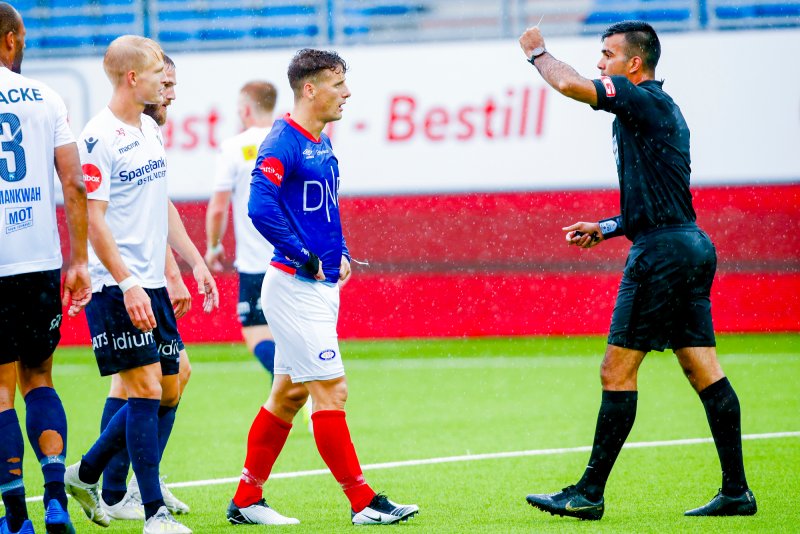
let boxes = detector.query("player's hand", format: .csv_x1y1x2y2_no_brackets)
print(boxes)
166,273,192,319
204,244,225,273
62,263,91,317
192,262,219,313
338,256,352,287
303,252,326,281
124,285,157,332
519,26,545,58
563,221,604,249
313,260,325,281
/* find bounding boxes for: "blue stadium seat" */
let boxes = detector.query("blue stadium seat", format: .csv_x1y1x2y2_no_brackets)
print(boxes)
20,16,45,29
101,12,135,25
159,10,203,22
91,34,118,47
45,13,100,28
12,0,39,10
204,8,250,19
584,0,638,24
198,28,248,41
585,10,638,24
99,0,136,5
343,25,370,36
38,35,91,48
158,30,195,43
255,5,317,17
344,4,425,17
715,6,758,20
250,25,318,39
756,4,800,17
638,8,691,22
46,0,90,7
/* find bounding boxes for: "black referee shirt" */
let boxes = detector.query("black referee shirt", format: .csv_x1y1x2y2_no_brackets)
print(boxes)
592,76,696,240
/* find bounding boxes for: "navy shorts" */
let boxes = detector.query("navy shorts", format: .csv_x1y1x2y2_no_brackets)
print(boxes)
85,285,184,376
608,224,717,352
237,272,267,327
0,269,62,366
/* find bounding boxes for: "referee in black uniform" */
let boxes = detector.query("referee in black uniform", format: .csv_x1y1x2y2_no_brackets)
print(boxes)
518,21,756,520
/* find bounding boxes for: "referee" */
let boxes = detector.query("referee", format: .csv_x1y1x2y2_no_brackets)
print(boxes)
519,21,755,520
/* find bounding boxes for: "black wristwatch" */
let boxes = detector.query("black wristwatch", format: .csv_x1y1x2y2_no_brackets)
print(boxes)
527,47,547,65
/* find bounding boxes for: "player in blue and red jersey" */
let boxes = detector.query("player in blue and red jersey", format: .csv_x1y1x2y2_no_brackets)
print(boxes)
225,49,418,527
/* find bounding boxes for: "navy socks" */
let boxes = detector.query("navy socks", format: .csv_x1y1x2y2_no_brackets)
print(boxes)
0,409,27,532
253,340,275,376
126,398,165,518
100,397,130,506
24,387,68,511
158,404,178,460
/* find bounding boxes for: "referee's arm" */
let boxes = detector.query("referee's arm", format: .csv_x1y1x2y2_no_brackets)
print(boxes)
519,26,597,105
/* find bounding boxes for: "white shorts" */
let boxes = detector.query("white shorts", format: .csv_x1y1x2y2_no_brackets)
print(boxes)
262,267,344,383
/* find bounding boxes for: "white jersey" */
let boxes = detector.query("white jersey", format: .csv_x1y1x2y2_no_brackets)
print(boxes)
213,126,274,274
79,107,168,292
0,67,75,277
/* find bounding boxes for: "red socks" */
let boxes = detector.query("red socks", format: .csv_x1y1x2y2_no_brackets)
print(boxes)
234,408,375,512
312,410,376,512
233,408,292,508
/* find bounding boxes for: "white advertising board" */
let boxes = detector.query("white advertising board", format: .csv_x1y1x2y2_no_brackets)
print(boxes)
26,28,800,199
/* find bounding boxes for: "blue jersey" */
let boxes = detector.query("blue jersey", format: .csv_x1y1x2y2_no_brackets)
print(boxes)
248,115,349,283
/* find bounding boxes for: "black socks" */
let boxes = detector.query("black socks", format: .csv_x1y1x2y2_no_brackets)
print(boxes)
576,390,638,502
699,377,748,496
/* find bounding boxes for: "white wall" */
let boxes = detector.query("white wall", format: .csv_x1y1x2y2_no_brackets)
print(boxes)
26,28,800,199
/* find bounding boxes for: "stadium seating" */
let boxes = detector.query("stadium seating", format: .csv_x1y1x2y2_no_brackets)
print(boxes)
14,1,800,57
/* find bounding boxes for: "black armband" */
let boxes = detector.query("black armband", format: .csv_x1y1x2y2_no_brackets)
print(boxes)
598,215,625,239
303,252,320,274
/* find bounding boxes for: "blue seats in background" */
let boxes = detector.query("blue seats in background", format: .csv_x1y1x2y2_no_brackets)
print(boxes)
756,3,800,17
13,1,800,57
585,0,692,25
250,25,319,39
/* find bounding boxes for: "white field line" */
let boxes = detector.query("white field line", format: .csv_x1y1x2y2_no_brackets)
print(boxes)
12,430,799,504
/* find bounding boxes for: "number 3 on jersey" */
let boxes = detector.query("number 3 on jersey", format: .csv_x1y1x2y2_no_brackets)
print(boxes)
0,113,26,183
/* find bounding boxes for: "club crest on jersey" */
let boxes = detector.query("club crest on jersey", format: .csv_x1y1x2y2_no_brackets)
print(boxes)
84,137,99,153
82,163,103,193
318,349,337,361
600,76,616,97
4,206,33,234
260,157,284,187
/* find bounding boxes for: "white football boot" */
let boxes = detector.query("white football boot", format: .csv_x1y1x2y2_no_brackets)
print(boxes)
100,491,146,520
142,506,191,533
129,475,190,515
226,499,300,525
351,493,419,525
63,461,111,527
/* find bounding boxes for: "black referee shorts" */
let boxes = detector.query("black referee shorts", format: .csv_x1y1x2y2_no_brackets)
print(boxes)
0,269,62,366
608,224,717,352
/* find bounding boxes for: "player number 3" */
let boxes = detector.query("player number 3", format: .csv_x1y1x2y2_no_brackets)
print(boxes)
0,112,27,183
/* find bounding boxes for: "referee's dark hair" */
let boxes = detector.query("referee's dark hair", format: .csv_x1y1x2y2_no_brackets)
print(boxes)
288,48,347,97
0,2,21,40
602,20,661,72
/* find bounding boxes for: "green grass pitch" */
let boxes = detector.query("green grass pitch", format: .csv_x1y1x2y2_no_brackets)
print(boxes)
10,333,800,533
